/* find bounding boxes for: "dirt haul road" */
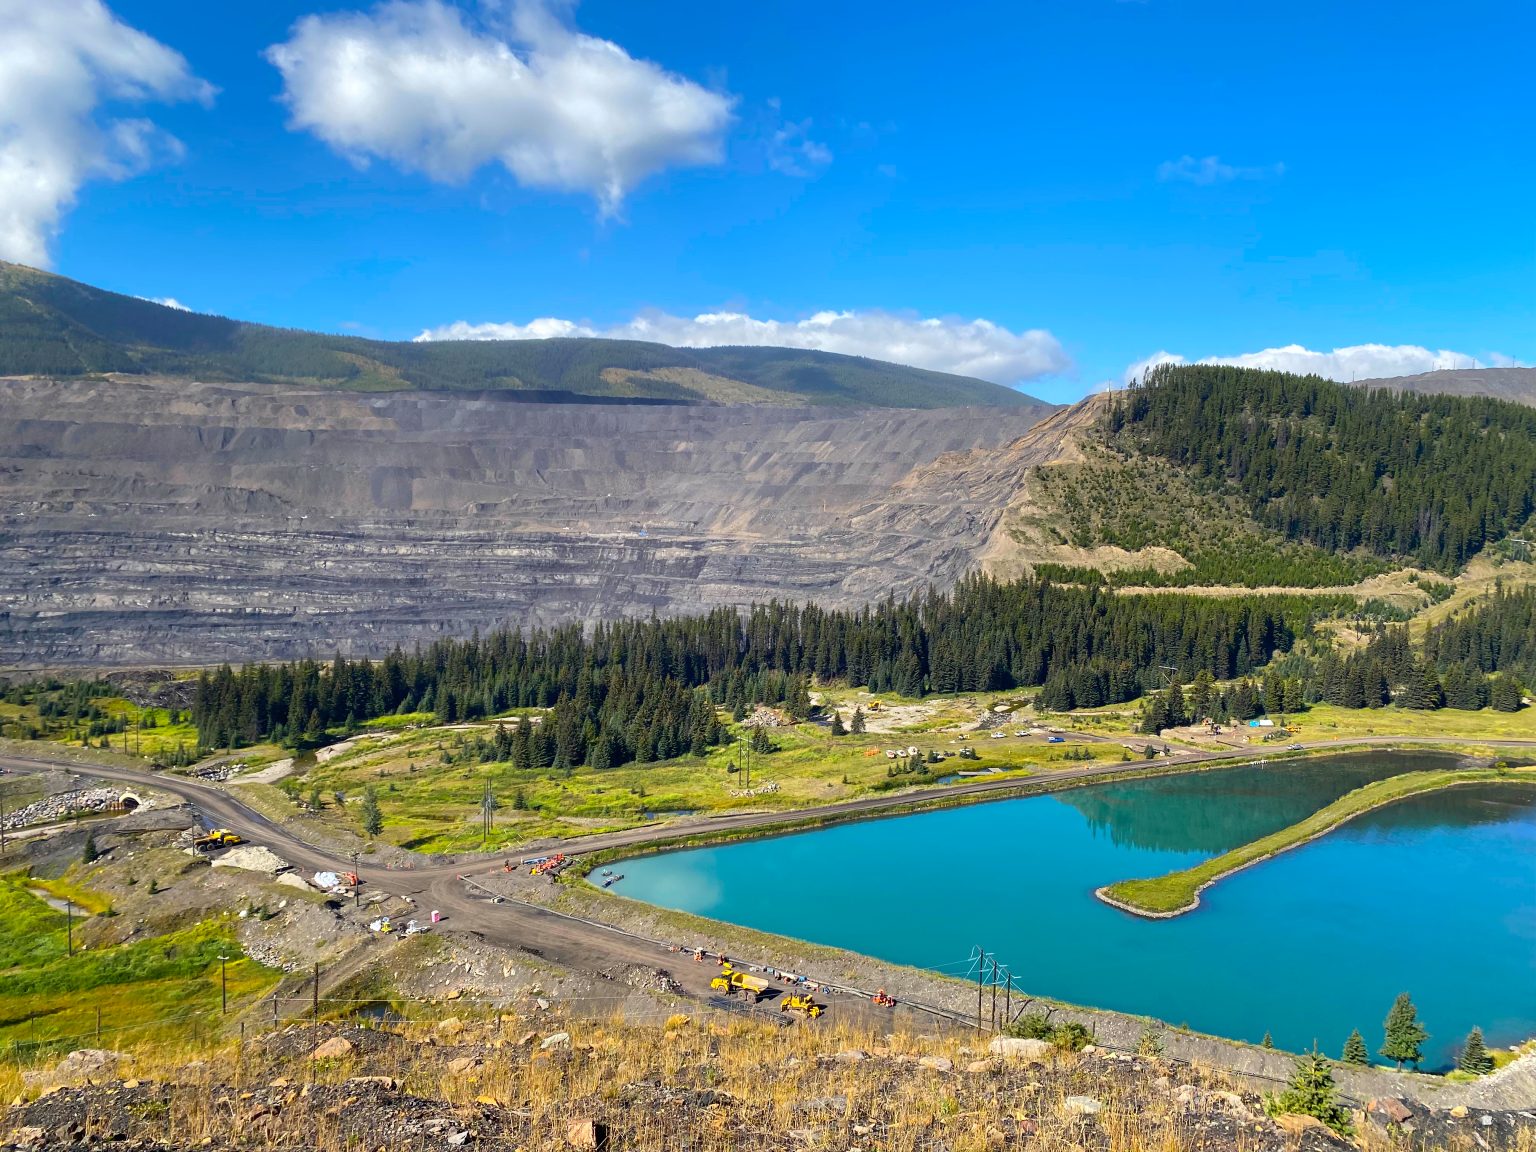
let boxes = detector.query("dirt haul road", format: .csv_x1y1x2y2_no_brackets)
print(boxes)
4,733,1535,1026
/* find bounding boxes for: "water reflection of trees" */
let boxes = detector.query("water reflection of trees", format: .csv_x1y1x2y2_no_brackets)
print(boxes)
1053,754,1473,855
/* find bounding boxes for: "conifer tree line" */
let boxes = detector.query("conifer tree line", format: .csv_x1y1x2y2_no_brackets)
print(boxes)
189,574,1325,762
1136,616,1527,729
1112,364,1536,573
1421,584,1536,686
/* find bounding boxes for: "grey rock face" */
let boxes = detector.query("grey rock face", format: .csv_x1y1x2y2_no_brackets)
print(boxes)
0,377,1065,667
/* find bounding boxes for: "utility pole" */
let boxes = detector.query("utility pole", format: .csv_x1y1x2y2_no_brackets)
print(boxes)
351,851,360,908
989,955,998,1031
975,946,985,1032
219,954,229,1014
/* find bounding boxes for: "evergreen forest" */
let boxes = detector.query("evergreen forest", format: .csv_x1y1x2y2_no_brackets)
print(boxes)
189,575,1329,764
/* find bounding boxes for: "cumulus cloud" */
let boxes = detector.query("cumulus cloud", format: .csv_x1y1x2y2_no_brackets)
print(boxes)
1157,155,1284,185
1123,343,1518,385
266,0,734,216
0,0,212,267
417,309,1070,384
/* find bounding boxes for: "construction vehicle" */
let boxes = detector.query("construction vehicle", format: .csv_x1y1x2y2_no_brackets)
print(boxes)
779,993,824,1018
193,828,244,851
709,963,771,1001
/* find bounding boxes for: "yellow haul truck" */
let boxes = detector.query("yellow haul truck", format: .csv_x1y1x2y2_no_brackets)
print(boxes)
710,964,771,1002
193,828,244,851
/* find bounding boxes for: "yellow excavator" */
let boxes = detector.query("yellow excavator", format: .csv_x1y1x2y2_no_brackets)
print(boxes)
780,993,824,1019
709,963,771,1002
193,828,244,851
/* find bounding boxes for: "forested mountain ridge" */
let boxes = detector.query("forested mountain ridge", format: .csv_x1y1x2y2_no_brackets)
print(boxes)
0,261,1035,409
1109,364,1536,574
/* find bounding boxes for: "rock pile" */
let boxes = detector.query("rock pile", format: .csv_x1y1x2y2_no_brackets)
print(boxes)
2,788,139,831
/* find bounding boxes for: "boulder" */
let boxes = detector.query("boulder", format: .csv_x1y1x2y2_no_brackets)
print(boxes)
27,1050,130,1088
988,1037,1052,1063
567,1118,609,1150
918,1056,953,1073
833,1050,869,1064
1063,1096,1103,1117
539,1032,572,1051
447,1057,478,1075
1367,1097,1415,1125
1449,1105,1469,1120
434,1017,465,1040
310,1036,354,1060
965,1059,997,1074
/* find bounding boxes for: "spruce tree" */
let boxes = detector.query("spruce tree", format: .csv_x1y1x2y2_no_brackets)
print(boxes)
1458,1026,1494,1074
1262,1031,1274,1050
830,711,846,737
1267,1048,1352,1137
850,706,866,734
360,787,383,838
1341,1029,1368,1066
1380,992,1429,1069
82,830,99,864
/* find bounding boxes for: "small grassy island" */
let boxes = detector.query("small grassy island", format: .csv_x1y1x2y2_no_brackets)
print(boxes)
1097,765,1536,918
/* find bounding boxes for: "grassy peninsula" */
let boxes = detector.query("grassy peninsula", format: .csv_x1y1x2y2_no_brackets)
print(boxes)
1098,766,1536,918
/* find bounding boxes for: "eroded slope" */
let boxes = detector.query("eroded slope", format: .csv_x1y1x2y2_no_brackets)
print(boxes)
0,377,1064,666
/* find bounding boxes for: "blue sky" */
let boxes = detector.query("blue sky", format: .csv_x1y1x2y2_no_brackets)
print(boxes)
3,0,1532,401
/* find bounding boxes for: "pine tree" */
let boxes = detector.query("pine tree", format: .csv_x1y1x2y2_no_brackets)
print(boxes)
830,711,846,737
850,706,866,734
1491,677,1523,713
1341,1029,1368,1066
1262,1031,1274,1050
1189,669,1214,721
1266,1048,1352,1137
360,787,383,838
82,830,99,864
1458,1026,1494,1074
1380,992,1429,1069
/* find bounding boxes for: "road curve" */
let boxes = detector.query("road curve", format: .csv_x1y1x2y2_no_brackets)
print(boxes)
3,733,1532,1021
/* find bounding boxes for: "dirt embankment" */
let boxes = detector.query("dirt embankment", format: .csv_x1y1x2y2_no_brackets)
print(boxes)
9,1015,1526,1152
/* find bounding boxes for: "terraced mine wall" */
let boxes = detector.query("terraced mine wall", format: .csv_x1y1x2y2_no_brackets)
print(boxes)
0,377,1065,667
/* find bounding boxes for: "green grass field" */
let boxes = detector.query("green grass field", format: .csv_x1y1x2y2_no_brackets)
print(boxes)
1101,766,1536,916
287,697,1131,853
0,873,279,1053
1288,702,1536,742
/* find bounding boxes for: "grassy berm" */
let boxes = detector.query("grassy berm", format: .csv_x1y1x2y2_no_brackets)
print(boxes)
4,1014,1533,1152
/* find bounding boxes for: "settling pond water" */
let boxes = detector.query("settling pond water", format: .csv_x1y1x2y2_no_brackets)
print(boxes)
616,751,1536,1068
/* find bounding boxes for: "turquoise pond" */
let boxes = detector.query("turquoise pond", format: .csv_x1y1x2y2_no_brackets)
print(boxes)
614,752,1536,1068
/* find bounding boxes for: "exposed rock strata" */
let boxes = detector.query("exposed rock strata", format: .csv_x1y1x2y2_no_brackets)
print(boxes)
0,377,1072,667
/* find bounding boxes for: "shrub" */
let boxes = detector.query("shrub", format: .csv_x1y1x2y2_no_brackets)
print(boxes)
1266,1049,1352,1137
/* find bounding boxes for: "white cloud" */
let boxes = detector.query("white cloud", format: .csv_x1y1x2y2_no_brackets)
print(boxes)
137,295,189,311
1122,350,1186,383
1156,155,1284,185
1124,343,1518,385
418,309,1070,384
0,0,211,267
266,0,734,216
767,120,832,178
